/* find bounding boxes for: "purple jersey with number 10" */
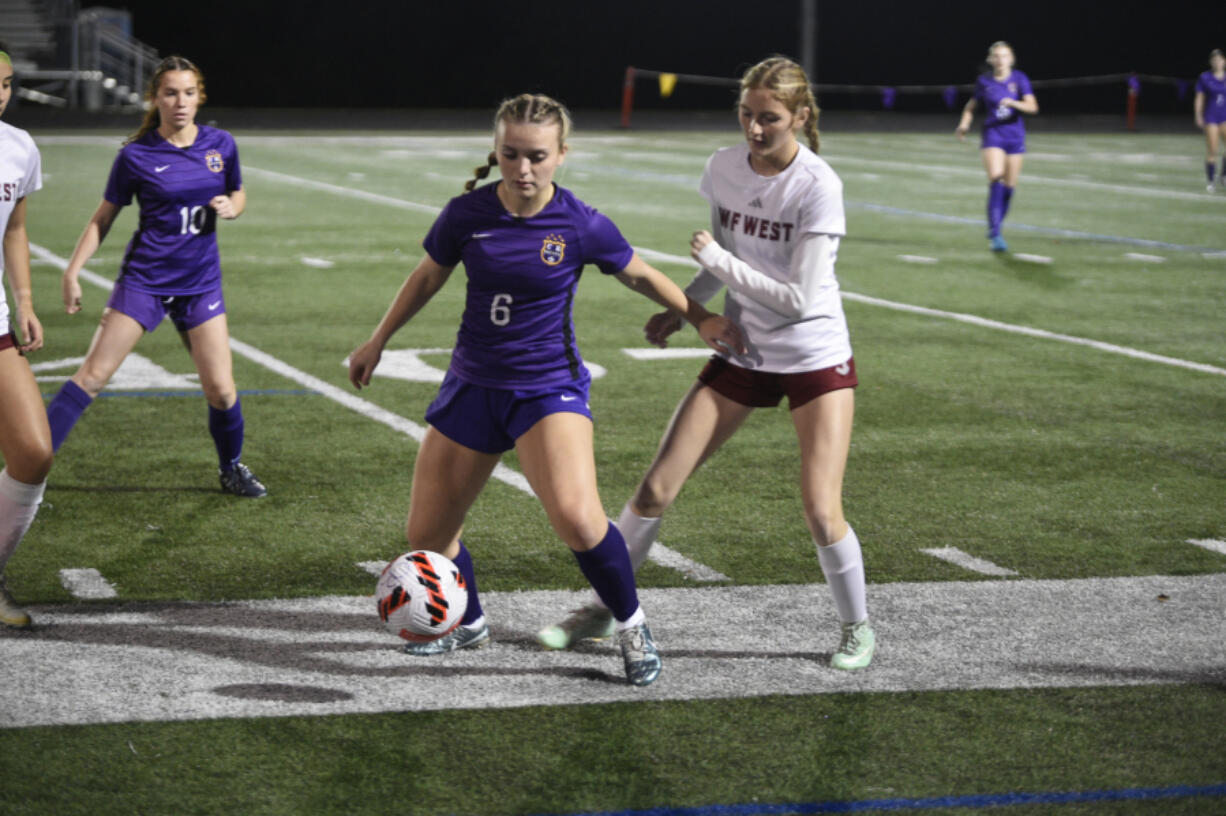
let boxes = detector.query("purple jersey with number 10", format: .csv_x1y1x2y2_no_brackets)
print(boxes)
975,69,1034,143
1196,71,1226,124
103,125,242,296
424,183,635,390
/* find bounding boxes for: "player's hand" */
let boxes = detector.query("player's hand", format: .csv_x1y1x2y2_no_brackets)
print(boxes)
209,195,239,220
955,124,968,141
689,229,714,261
644,309,684,347
347,340,383,389
15,309,43,353
698,314,746,356
62,274,82,314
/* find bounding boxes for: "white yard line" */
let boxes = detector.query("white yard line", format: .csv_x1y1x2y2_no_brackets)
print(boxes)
921,547,1018,577
58,568,118,600
1187,538,1226,557
2,573,1221,727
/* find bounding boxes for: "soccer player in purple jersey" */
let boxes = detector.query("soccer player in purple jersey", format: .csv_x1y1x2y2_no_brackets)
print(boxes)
349,93,743,687
955,41,1039,252
0,46,54,628
45,57,266,497
1194,49,1226,192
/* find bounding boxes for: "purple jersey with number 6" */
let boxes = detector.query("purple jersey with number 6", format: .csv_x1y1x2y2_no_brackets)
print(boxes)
103,125,242,295
975,70,1034,143
1196,71,1226,124
423,182,635,390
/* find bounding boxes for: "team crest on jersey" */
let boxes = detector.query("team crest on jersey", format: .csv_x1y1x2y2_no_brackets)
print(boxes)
541,234,566,266
204,150,224,173
1007,82,1017,95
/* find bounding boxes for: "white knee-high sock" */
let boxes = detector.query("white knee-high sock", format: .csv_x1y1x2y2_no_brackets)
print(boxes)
617,502,662,572
0,469,46,573
816,526,868,624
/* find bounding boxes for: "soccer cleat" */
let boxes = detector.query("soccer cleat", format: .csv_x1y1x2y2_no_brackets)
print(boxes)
831,619,876,671
403,622,490,655
219,462,267,498
617,622,662,686
0,575,32,629
989,235,1008,253
536,603,615,650
1208,184,1217,194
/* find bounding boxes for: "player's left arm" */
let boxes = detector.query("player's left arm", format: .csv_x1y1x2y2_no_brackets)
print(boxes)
210,187,246,220
616,255,745,354
2,196,43,352
690,230,836,321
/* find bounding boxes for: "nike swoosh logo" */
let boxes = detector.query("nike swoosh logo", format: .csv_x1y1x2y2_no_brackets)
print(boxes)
155,165,170,173
836,363,850,376
207,301,222,311
471,233,492,239
559,395,578,402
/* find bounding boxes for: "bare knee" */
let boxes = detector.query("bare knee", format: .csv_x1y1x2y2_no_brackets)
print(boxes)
71,367,111,399
5,439,52,484
631,473,678,518
803,501,847,548
201,384,237,411
549,505,610,551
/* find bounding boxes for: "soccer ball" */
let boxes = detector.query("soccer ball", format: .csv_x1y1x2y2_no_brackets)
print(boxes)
375,550,469,643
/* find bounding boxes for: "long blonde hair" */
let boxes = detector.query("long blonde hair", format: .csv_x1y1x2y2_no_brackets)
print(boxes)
464,93,572,192
125,56,206,145
740,56,820,153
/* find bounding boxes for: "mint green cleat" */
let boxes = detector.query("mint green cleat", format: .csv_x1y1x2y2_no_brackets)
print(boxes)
0,575,31,629
536,604,615,650
831,619,875,670
403,622,490,656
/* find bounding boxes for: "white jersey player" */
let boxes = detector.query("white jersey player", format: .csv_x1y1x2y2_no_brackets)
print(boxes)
537,56,875,671
0,47,54,629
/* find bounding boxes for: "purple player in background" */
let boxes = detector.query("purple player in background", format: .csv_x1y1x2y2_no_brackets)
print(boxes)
46,57,267,497
1194,48,1226,192
955,41,1039,252
348,93,744,686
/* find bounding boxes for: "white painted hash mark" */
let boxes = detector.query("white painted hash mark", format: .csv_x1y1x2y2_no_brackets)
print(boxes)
921,546,1018,577
622,348,713,360
648,543,730,582
300,256,335,268
1187,539,1226,556
357,561,388,577
1013,253,1053,264
1124,253,1166,263
897,254,939,264
59,568,118,599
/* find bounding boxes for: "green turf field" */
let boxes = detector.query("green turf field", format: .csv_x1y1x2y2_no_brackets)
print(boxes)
1,123,1223,815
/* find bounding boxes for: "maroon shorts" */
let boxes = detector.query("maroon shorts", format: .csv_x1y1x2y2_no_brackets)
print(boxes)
698,355,857,410
0,332,15,351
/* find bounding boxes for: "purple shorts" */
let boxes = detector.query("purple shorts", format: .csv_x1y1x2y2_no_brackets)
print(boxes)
1205,110,1226,126
107,281,226,333
425,369,593,454
981,128,1026,155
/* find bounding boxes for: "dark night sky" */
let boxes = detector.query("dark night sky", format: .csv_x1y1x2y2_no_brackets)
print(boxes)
87,0,1220,113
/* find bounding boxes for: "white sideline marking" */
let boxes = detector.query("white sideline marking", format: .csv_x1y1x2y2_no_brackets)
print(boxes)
3,573,1222,727
1187,539,1226,556
243,166,441,215
300,256,335,268
840,291,1226,378
1013,253,1053,264
921,547,1018,577
622,348,713,360
357,561,387,577
897,254,939,264
647,543,730,582
59,568,118,599
1203,251,1226,260
1124,252,1166,263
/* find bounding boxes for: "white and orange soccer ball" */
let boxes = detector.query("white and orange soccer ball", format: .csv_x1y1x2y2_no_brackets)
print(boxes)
375,550,468,643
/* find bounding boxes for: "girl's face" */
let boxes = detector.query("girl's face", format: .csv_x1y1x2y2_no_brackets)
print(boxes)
1211,52,1226,73
155,69,201,132
989,46,1015,73
739,87,805,169
0,61,13,119
495,120,567,208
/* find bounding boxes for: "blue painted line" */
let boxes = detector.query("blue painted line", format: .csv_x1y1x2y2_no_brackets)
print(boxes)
849,202,1223,254
541,782,1226,816
40,388,320,399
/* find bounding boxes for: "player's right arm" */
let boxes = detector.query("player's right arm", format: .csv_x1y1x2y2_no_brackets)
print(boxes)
955,97,977,141
644,206,727,347
61,198,122,314
348,253,455,389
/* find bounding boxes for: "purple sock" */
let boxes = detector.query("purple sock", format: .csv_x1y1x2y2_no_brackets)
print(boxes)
452,541,484,625
1001,185,1014,219
986,180,1006,238
1208,162,1217,183
572,522,640,623
208,399,244,472
46,380,92,452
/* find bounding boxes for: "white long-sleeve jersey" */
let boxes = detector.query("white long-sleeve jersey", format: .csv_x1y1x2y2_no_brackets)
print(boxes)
686,143,851,373
0,121,42,336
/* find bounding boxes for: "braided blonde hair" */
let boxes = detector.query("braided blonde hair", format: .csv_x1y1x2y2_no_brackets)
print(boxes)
740,56,820,153
464,93,573,192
